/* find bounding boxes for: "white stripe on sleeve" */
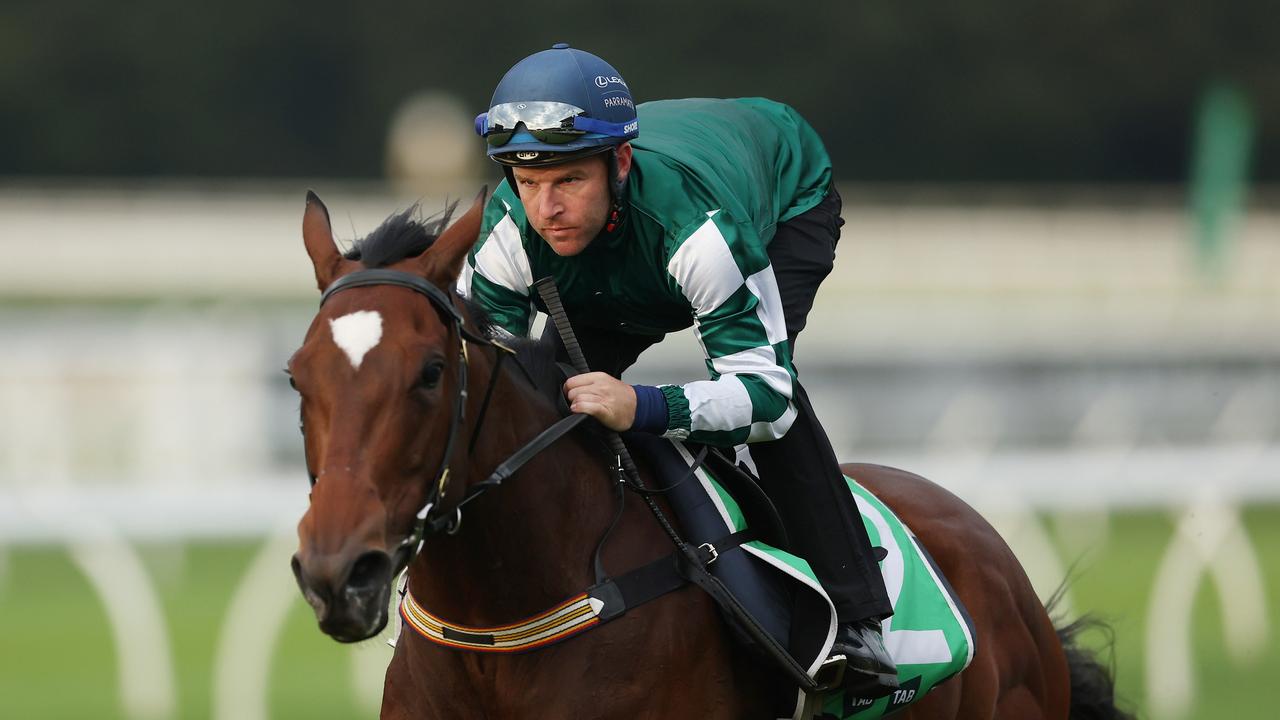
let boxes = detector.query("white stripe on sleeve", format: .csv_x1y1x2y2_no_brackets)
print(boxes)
456,256,475,298
683,374,755,433
747,403,797,442
666,214,745,316
709,346,794,399
744,267,788,345
473,214,533,293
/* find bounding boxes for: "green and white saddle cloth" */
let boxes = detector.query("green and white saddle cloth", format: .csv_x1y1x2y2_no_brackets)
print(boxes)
672,443,976,719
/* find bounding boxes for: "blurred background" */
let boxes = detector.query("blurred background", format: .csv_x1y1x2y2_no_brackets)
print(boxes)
1,2,1276,718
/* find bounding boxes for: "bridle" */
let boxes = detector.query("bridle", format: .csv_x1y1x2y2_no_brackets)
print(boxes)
318,268,495,563
315,267,591,576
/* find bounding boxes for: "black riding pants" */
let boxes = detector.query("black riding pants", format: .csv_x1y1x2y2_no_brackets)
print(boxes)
545,188,893,623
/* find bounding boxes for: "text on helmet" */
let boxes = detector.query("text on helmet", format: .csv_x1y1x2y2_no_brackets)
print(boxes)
594,75,629,89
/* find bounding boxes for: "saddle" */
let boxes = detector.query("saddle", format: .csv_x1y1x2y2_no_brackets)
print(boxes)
625,434,977,720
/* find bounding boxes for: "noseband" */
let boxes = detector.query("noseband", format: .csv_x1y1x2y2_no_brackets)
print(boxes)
319,268,493,556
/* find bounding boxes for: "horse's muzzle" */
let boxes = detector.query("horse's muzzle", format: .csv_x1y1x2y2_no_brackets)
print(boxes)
291,549,394,643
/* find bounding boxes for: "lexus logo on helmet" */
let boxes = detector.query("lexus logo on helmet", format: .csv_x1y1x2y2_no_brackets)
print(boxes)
594,75,628,89
515,151,541,161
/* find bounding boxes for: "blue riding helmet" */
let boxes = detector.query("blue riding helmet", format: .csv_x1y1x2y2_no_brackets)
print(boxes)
476,43,638,167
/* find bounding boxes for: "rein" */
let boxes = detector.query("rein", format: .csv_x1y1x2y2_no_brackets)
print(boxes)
432,413,590,534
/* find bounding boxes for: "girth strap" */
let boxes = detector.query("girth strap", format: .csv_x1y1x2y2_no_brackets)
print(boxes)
589,529,754,622
673,537,819,691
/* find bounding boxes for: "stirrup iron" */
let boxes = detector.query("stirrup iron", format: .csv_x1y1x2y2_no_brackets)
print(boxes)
813,651,847,692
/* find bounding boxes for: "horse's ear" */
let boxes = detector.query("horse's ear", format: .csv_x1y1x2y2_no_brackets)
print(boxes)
421,186,488,285
302,191,345,291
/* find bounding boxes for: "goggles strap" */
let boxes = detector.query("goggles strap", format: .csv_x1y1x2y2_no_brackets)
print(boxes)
570,116,635,138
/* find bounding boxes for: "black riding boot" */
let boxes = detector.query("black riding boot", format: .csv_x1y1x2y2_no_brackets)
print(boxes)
744,382,897,695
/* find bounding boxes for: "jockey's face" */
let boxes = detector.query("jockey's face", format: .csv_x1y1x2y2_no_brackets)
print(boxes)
511,143,632,257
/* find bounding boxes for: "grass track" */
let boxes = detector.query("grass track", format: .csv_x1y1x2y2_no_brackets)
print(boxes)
1,506,1276,718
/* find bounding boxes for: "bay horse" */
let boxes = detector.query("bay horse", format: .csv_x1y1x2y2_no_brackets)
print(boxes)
288,190,1131,719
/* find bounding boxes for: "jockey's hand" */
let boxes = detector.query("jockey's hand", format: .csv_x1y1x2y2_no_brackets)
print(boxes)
563,372,636,431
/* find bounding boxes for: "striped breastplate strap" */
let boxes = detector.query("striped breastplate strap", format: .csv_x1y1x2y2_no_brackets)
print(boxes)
398,587,606,653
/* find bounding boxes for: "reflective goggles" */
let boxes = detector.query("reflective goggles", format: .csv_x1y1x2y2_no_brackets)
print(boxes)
475,101,635,147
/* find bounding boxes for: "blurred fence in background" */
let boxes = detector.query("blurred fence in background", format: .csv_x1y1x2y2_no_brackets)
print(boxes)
1,181,1276,719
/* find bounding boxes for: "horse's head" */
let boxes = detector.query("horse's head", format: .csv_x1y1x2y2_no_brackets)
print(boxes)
288,189,485,642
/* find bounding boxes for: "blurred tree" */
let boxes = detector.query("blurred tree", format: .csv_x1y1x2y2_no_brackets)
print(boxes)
0,0,1274,182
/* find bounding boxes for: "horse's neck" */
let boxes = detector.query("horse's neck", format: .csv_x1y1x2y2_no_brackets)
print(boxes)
408,358,616,624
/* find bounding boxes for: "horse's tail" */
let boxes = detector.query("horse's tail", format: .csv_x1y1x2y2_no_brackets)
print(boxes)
1046,585,1136,720
1056,616,1135,720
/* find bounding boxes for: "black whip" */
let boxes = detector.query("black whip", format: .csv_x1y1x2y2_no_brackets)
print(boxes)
532,277,686,548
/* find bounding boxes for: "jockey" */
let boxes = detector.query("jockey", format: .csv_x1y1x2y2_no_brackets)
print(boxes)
460,43,897,696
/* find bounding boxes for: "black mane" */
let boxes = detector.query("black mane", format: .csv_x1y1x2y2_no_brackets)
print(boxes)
343,201,458,268
508,335,568,405
461,298,568,405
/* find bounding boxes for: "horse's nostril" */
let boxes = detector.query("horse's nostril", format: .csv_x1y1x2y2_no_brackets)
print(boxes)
347,550,392,593
292,553,330,618
291,554,316,598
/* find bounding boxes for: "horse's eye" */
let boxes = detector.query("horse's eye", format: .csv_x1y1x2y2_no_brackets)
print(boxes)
419,361,445,389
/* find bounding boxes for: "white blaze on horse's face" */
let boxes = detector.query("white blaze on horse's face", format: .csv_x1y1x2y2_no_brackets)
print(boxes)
329,310,383,371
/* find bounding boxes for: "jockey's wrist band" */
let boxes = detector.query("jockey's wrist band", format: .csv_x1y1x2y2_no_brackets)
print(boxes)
630,384,668,434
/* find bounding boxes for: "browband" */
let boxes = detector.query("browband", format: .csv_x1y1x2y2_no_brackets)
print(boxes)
321,268,463,325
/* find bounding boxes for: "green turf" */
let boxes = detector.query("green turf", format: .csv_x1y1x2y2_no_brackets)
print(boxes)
0,540,383,720
1,506,1277,718
1047,506,1279,719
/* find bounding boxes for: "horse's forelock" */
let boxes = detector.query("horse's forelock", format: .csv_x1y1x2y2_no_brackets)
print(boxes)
344,201,459,269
